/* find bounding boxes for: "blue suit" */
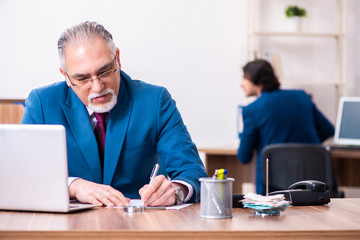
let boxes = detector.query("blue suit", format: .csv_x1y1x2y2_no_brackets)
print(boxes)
237,89,335,194
22,70,207,202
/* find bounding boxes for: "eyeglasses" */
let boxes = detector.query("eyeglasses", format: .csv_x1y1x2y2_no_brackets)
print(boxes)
65,57,117,87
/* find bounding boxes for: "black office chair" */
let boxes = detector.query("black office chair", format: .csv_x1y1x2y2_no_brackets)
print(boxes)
261,143,344,198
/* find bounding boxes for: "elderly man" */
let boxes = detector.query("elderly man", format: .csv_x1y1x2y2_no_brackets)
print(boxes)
22,21,207,207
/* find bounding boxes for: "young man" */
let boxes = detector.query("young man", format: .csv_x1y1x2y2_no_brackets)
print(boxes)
238,59,335,195
22,21,207,207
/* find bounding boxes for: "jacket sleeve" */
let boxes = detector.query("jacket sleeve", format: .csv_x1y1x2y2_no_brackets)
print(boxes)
237,107,257,164
155,88,208,203
21,89,45,124
312,103,335,141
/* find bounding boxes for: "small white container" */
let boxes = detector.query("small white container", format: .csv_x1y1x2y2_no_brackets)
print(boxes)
287,16,302,32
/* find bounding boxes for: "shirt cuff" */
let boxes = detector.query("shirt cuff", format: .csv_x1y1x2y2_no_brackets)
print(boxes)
68,177,80,186
171,180,193,203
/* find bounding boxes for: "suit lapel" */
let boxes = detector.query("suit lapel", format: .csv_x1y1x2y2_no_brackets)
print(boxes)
61,89,102,183
103,80,133,185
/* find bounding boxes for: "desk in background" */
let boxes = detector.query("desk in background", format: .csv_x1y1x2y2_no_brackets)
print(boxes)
199,146,360,195
0,99,25,124
331,148,360,187
0,199,359,240
199,147,255,194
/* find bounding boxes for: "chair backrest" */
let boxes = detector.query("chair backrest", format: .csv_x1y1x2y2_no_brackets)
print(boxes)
261,143,341,197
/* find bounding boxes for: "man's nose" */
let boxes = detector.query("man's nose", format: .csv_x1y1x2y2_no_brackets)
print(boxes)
90,78,104,92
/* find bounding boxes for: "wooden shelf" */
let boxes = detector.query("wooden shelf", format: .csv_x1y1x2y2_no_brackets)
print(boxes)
247,0,348,101
252,31,345,38
281,82,344,87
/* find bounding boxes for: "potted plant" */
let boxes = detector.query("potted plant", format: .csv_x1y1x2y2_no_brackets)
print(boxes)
285,5,307,32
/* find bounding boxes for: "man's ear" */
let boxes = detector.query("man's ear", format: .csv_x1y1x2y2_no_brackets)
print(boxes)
116,48,121,69
256,84,263,96
59,68,71,87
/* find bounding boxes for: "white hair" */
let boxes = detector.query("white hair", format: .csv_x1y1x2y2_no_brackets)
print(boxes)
57,21,117,70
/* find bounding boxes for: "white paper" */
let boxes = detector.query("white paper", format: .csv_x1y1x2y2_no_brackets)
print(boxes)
108,200,192,210
165,203,192,210
129,199,145,207
241,193,291,207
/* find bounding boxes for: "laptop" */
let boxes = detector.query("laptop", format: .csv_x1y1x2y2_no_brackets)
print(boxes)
0,124,99,213
332,97,360,148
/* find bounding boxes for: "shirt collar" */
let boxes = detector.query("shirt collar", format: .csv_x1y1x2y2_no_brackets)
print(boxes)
86,106,94,117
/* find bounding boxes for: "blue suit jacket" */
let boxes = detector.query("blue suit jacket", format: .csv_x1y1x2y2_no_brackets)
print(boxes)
22,70,207,202
237,89,335,194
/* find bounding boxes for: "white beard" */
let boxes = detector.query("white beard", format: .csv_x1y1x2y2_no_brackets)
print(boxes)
87,88,117,113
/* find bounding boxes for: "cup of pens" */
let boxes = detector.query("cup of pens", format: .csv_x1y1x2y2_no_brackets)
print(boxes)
199,169,234,219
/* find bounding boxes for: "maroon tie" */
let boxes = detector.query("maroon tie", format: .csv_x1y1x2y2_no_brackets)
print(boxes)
94,112,107,170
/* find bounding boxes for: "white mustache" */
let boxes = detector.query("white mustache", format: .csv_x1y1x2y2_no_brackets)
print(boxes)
87,88,117,113
88,89,114,101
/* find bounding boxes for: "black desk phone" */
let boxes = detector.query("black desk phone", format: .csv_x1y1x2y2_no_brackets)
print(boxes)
269,180,331,206
232,180,330,208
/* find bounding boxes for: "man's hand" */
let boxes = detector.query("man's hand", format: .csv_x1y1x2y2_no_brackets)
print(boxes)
139,175,188,206
69,179,130,207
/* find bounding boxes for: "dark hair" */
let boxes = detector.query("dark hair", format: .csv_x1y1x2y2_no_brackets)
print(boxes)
242,59,280,92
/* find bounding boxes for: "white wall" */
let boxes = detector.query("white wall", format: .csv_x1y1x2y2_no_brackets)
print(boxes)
0,0,359,149
254,0,360,124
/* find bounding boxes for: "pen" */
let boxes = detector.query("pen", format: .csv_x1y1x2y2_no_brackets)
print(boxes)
217,169,225,180
149,163,160,184
217,169,226,203
213,168,228,180
212,169,218,179
266,158,269,196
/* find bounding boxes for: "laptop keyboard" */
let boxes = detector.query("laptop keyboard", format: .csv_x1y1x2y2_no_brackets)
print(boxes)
328,144,360,150
69,204,80,209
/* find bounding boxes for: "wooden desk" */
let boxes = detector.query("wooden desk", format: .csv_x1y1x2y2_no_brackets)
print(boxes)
331,148,360,187
0,199,359,240
199,147,360,194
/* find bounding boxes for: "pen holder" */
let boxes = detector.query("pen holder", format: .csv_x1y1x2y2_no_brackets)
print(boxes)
199,177,234,219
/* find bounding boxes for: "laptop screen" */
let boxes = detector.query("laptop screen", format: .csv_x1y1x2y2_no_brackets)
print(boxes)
334,97,360,145
0,124,70,212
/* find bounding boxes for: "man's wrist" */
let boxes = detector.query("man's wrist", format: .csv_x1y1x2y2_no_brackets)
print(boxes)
172,183,186,205
68,177,81,186
68,178,82,199
171,180,192,202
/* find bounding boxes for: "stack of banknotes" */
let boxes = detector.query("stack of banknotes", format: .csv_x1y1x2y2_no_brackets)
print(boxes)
241,192,291,216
